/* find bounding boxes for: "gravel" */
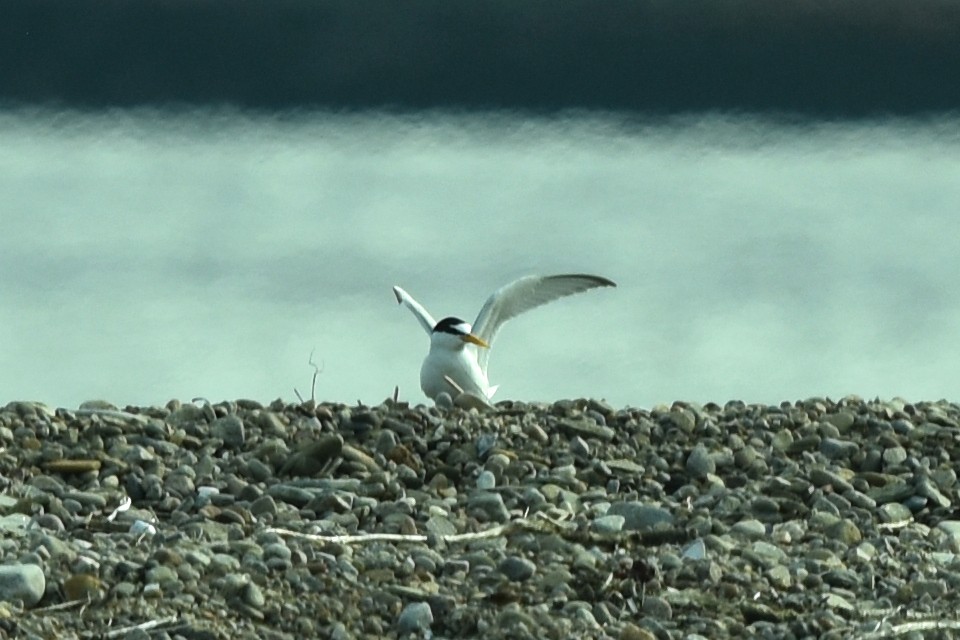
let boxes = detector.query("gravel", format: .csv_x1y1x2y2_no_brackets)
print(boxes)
2,395,960,639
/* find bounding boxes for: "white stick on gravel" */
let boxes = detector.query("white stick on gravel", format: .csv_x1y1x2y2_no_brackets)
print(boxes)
98,615,180,639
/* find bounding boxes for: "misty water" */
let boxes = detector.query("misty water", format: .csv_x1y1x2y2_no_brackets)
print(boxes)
2,109,958,410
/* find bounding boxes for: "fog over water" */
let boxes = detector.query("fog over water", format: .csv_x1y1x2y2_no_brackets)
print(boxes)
2,109,958,409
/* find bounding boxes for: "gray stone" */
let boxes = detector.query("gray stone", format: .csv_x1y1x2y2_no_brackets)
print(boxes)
823,593,855,612
822,568,860,589
868,481,914,504
165,473,196,498
730,519,766,539
825,518,862,545
245,458,273,483
242,581,265,608
468,491,510,523
210,415,245,448
0,564,45,606
558,419,615,442
917,478,952,508
912,579,948,599
255,410,287,436
605,459,644,475
607,502,674,532
936,520,960,542
476,470,496,490
113,581,138,598
904,495,928,512
267,484,316,508
844,489,877,510
145,565,178,586
787,435,821,454
570,435,591,457
0,493,16,511
249,494,278,517
620,624,657,640
263,542,292,562
931,468,957,491
820,437,859,460
568,603,600,628
748,541,788,566
808,468,853,493
0,513,31,534
424,515,456,537
475,433,498,458
823,411,856,432
641,595,672,619
882,446,908,466
681,538,706,560
396,601,433,635
926,406,958,427
766,565,791,589
878,502,913,524
771,430,794,451
498,556,536,582
165,403,207,425
79,399,119,412
592,514,626,534
665,408,696,433
685,445,715,479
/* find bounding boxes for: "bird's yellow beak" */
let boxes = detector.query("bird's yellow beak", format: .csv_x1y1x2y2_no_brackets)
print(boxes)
462,333,489,348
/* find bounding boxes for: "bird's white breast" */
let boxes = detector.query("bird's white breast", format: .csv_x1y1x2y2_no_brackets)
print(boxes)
420,342,492,401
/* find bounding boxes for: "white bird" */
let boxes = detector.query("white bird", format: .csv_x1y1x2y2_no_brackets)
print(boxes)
393,274,616,406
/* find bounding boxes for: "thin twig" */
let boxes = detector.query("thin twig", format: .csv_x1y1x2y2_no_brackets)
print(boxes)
295,349,325,403
71,409,147,422
308,349,324,403
267,525,507,545
23,599,86,614
97,615,180,639
267,512,577,547
877,520,913,531
856,619,960,639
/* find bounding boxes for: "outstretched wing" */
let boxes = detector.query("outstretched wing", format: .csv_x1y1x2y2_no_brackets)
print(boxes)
393,286,437,336
472,274,616,373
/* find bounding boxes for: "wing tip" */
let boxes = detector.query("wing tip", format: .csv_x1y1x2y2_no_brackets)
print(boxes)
548,273,617,288
392,286,403,304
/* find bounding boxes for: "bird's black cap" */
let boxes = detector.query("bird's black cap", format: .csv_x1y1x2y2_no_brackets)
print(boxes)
433,317,469,334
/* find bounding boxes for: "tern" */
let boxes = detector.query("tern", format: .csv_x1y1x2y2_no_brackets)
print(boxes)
393,274,616,406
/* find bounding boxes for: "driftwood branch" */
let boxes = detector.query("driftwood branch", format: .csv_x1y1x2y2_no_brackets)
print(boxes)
268,512,570,546
856,619,960,639
99,615,180,639
23,599,85,614
295,349,325,404
267,512,685,547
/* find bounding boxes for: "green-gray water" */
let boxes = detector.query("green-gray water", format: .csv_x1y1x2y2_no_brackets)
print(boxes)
2,109,958,408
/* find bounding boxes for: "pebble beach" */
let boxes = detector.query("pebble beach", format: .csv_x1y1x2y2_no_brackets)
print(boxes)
2,396,960,639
